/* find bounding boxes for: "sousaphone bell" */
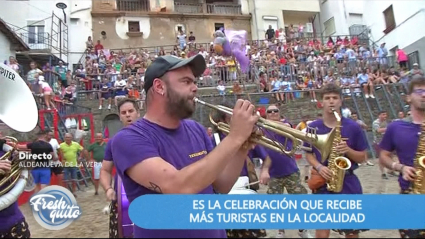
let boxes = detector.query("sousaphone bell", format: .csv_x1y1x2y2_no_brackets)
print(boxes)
0,62,38,211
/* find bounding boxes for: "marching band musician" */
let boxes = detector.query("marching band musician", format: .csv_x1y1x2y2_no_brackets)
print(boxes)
110,55,259,238
303,83,369,238
210,101,268,238
0,138,31,238
378,77,425,238
260,104,312,239
100,98,141,238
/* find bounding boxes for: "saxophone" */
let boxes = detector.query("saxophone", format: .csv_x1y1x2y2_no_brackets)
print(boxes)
412,120,425,194
326,109,352,193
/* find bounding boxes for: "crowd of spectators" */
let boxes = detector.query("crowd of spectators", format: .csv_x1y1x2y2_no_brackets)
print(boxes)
3,30,424,112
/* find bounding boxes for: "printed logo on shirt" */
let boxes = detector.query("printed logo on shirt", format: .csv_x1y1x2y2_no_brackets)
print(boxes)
29,185,82,230
189,150,207,159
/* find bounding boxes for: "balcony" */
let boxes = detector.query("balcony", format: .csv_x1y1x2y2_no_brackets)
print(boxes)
116,0,150,12
206,4,241,15
174,2,203,14
17,32,52,51
173,2,242,15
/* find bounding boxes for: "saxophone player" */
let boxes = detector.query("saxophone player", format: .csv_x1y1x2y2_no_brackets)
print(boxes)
378,77,425,238
0,139,31,238
303,83,369,239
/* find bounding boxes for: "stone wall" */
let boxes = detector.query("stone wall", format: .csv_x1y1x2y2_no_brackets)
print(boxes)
2,86,407,146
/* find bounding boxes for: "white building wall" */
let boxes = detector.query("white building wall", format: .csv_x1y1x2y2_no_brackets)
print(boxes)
250,0,320,40
68,0,93,69
364,1,425,51
0,32,15,63
317,0,365,37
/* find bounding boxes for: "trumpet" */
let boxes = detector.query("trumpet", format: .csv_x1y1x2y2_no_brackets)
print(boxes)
194,98,338,160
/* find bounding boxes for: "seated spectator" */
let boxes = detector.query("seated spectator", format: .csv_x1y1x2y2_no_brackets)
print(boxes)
357,69,375,98
216,80,226,95
63,81,77,103
99,78,112,110
86,36,94,51
410,63,424,78
114,77,127,107
232,81,242,95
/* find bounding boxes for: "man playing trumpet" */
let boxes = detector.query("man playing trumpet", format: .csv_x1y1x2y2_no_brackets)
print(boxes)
110,55,260,238
303,83,369,238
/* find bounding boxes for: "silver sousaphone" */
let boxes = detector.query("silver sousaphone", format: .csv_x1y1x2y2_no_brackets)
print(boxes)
0,62,38,211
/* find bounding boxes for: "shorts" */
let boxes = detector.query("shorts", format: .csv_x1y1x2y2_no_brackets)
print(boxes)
360,82,368,87
93,162,102,180
43,87,53,95
337,59,344,64
115,95,126,99
101,93,111,99
31,168,51,185
63,167,78,181
51,165,63,175
267,171,307,194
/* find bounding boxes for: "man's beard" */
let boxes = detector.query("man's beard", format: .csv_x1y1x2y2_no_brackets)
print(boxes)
165,87,195,119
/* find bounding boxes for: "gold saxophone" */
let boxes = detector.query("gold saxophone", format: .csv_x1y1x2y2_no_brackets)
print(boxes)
412,120,425,194
326,109,352,193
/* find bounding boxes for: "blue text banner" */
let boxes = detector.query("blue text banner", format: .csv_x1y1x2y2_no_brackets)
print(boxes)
128,194,425,230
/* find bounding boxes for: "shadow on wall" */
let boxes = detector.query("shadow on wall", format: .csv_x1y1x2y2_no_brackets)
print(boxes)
103,114,123,138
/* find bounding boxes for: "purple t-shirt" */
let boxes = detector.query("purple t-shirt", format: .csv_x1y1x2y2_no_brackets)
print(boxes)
104,138,118,192
303,117,368,194
263,129,299,178
0,149,24,232
111,118,227,238
211,133,268,177
379,120,421,191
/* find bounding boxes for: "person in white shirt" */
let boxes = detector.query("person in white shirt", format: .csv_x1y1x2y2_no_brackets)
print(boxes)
216,80,226,95
113,76,128,107
46,131,64,184
27,61,43,92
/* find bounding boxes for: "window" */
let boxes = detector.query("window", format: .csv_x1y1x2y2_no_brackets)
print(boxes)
323,17,336,36
215,23,224,31
383,5,396,34
128,21,140,32
28,25,45,44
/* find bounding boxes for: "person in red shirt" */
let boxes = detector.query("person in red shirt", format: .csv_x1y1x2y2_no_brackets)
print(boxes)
95,40,104,55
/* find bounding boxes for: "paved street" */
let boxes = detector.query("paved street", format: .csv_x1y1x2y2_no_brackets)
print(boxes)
20,158,402,238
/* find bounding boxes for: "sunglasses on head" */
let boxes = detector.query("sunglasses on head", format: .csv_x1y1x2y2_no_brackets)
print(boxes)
267,109,279,113
413,89,425,95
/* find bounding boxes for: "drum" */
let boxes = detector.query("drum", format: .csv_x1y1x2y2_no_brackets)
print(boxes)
117,176,133,238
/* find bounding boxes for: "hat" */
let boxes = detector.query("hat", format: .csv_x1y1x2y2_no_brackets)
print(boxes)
143,54,206,92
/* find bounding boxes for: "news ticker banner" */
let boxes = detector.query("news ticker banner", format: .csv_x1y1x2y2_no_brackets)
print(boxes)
128,194,425,230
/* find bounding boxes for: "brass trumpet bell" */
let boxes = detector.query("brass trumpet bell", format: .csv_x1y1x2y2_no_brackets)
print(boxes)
195,98,337,159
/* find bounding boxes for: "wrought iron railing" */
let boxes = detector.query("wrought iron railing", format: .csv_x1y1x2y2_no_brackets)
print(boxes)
206,4,241,15
174,2,203,13
116,0,150,12
17,32,51,50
